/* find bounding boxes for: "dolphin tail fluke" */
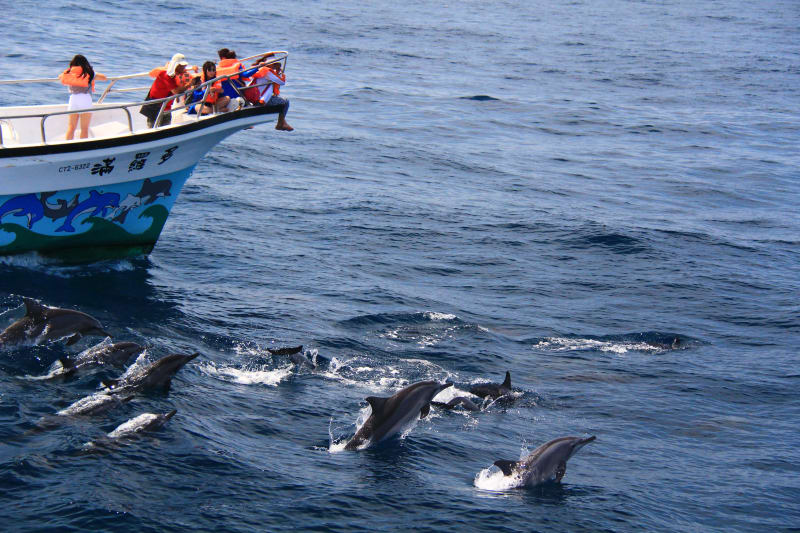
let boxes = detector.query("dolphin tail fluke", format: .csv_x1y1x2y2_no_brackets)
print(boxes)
502,371,511,389
65,333,82,346
494,460,518,476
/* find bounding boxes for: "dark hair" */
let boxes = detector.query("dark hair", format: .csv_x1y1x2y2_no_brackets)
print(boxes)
217,48,230,59
69,54,95,83
226,50,237,59
202,61,216,76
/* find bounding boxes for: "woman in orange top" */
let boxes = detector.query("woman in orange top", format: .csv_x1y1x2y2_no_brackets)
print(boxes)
58,54,107,140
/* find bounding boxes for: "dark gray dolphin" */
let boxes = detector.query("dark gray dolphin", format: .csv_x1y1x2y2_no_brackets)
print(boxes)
0,298,111,347
267,345,303,356
470,371,512,399
102,352,199,394
494,435,596,486
54,341,145,377
431,396,481,412
345,380,453,450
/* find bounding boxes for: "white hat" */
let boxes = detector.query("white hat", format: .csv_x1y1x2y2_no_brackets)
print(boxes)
166,53,189,76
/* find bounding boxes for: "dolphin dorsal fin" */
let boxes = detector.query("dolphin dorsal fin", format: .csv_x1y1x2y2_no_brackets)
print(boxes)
22,297,44,318
366,396,389,417
494,459,518,476
502,371,511,389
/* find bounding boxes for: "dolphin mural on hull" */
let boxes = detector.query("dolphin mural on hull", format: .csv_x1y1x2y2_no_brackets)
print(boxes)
0,194,44,229
56,190,120,233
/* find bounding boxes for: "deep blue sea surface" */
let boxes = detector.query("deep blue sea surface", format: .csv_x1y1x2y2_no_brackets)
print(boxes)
1,1,799,531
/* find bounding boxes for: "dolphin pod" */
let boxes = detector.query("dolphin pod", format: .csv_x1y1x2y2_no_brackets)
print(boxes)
6,295,597,488
493,435,596,486
345,380,453,450
0,297,111,347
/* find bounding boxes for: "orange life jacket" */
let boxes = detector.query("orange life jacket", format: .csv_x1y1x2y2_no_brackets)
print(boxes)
199,73,222,104
251,66,284,99
59,66,95,92
217,58,244,81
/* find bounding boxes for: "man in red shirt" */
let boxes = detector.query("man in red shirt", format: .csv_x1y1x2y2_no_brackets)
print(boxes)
144,53,192,127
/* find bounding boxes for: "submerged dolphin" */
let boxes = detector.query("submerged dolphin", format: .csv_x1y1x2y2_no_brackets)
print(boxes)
470,371,512,399
84,410,177,450
431,396,481,412
0,298,111,347
493,435,596,486
56,392,134,417
51,341,145,378
106,410,177,439
102,352,199,394
344,380,453,450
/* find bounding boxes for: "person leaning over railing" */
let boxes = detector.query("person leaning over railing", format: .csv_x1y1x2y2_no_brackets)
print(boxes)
249,58,293,131
58,54,108,140
141,53,192,128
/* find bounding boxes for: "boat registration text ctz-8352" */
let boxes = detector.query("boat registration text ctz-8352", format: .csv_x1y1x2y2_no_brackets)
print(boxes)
0,51,289,262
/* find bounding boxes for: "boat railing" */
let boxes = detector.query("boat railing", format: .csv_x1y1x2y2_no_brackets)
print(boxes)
0,51,288,148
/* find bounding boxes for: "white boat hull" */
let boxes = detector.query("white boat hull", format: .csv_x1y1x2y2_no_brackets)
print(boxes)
0,104,280,260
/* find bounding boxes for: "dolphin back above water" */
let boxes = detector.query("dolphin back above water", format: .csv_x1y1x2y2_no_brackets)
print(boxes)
54,341,145,377
345,380,453,450
494,435,596,486
470,371,512,399
103,352,199,394
0,297,111,347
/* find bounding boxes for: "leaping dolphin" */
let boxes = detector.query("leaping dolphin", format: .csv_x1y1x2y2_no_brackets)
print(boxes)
470,371,512,399
102,352,199,394
344,380,453,450
0,297,111,347
493,435,596,486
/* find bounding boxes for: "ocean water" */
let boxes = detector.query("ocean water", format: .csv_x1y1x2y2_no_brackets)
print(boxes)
1,0,799,531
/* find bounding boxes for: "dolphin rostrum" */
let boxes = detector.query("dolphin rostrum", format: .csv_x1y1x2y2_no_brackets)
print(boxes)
493,435,596,486
431,396,481,412
344,380,453,450
52,341,145,377
102,352,199,394
0,297,111,347
470,371,512,399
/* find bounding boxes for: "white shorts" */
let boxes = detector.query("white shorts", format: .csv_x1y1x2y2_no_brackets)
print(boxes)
67,92,93,111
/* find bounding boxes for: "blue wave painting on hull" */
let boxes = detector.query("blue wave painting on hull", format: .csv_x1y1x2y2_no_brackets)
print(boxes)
0,167,193,253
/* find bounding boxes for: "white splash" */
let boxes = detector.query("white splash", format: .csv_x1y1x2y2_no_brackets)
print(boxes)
424,312,457,321
474,466,525,491
200,362,292,386
535,336,663,354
